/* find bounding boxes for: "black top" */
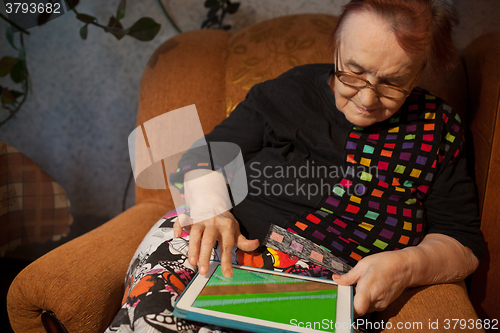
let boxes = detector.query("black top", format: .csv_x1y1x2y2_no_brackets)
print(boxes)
170,64,483,267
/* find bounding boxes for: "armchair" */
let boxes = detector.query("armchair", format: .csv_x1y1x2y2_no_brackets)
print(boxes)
7,14,500,333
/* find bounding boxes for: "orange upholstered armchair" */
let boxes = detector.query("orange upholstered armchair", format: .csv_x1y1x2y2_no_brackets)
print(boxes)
7,14,500,333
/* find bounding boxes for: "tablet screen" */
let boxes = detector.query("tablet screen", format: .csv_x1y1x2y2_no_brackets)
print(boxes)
192,266,338,332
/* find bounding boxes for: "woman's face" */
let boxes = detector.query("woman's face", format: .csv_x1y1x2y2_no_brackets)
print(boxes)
332,11,426,128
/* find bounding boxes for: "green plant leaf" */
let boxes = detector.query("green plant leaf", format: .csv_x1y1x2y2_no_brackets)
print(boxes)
107,15,124,29
76,14,97,24
105,16,125,40
207,6,219,19
126,17,161,41
10,61,25,83
204,0,219,8
9,90,23,100
1,88,15,105
226,2,240,14
6,27,16,50
106,27,126,40
116,0,126,21
0,57,18,77
80,24,88,40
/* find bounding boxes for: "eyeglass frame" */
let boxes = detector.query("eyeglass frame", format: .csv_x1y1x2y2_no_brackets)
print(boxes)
334,41,426,100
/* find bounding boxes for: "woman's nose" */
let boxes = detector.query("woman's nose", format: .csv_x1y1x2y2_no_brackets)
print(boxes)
358,87,379,108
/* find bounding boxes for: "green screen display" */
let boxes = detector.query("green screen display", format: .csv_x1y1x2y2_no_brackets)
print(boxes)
193,266,338,332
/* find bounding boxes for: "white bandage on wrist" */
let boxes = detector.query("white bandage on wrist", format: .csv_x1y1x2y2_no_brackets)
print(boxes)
183,169,233,226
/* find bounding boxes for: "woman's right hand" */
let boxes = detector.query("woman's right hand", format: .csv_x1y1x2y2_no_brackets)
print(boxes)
173,169,259,278
174,212,259,278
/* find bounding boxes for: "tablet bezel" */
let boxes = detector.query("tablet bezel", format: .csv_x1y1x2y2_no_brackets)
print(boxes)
174,261,353,333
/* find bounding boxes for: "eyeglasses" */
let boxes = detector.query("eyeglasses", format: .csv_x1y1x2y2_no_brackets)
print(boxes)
334,42,425,100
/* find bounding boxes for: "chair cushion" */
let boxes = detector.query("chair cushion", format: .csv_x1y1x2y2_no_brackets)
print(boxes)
0,142,73,259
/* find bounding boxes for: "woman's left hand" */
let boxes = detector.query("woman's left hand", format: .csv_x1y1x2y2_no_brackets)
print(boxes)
333,234,479,318
333,250,413,317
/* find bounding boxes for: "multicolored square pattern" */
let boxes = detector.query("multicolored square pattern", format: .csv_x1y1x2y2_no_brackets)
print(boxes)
287,88,464,266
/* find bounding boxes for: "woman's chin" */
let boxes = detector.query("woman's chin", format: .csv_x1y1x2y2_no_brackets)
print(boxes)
346,114,377,128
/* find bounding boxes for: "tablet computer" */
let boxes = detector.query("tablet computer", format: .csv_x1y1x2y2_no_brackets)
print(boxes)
174,261,353,333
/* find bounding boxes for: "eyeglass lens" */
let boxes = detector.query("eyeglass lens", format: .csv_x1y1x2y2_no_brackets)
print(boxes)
338,75,406,99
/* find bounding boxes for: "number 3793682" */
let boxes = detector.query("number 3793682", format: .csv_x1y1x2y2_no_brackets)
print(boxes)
5,2,61,14
443,319,498,330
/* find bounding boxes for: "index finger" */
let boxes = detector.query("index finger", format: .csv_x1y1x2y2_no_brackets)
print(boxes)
219,230,236,278
198,225,218,275
188,223,204,267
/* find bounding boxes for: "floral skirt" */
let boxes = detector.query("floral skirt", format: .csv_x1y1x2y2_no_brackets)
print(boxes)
105,212,340,333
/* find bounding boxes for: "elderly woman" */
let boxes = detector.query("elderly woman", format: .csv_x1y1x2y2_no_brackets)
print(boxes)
106,0,482,331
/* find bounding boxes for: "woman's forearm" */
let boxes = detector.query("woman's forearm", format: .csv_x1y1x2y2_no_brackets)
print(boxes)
402,233,479,287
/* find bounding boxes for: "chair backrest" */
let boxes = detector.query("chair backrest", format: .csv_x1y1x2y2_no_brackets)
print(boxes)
464,32,500,322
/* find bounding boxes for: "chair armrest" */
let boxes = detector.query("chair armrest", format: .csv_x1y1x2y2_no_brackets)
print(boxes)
373,281,484,332
7,201,170,333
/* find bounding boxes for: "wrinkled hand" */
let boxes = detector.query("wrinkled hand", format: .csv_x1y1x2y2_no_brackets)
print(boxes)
174,211,259,278
177,169,259,278
333,250,413,317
